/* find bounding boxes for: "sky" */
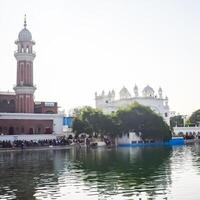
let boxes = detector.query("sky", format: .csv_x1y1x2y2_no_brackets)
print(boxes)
0,0,200,115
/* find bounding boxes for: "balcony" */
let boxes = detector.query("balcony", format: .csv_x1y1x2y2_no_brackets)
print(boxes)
14,51,36,61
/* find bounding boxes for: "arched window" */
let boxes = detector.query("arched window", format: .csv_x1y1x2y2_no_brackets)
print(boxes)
9,127,14,135
29,128,33,134
3,127,7,134
21,126,24,133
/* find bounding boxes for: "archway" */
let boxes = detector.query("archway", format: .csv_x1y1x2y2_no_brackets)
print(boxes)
9,127,14,135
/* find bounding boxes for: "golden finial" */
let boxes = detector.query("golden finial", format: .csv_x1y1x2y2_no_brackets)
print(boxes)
24,14,27,28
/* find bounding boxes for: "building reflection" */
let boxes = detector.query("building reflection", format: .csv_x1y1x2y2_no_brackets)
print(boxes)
0,149,70,200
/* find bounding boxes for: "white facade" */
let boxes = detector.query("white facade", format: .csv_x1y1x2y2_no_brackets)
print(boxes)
173,126,200,135
95,85,171,124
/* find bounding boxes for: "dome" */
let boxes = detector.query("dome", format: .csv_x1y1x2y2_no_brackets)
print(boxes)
18,28,32,42
119,86,131,99
142,85,154,97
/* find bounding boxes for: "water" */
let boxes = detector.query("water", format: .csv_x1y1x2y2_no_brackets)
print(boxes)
0,145,200,200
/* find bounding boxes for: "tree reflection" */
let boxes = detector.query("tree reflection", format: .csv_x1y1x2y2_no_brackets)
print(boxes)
72,147,173,198
0,147,173,199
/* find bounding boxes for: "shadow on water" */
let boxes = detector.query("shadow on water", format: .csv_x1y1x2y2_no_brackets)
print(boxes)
72,146,173,198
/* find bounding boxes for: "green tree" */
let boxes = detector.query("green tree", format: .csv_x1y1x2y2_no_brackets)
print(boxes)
188,109,200,126
72,106,112,136
169,115,184,128
72,117,92,135
72,103,171,141
116,103,171,140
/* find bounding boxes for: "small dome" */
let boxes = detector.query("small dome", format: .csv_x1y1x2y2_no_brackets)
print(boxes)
142,85,154,97
18,28,32,42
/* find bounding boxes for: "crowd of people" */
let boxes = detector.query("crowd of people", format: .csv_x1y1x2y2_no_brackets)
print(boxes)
177,132,200,140
0,138,72,149
0,135,113,149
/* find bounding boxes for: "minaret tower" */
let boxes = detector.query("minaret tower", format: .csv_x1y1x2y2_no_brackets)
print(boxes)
14,15,36,113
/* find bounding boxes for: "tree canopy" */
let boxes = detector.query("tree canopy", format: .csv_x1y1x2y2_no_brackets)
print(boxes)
72,106,117,136
188,109,200,126
116,103,171,140
170,115,184,128
72,103,171,141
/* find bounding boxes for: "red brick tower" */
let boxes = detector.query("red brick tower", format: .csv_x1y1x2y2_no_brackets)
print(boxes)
14,15,36,113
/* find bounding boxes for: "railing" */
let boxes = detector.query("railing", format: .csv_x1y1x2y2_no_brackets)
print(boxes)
14,51,36,55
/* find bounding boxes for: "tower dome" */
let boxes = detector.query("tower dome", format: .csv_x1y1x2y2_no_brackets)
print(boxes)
18,15,32,42
18,28,32,41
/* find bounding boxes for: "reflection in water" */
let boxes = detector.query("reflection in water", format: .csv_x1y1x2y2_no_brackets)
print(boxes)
0,150,69,200
72,147,172,199
0,146,200,199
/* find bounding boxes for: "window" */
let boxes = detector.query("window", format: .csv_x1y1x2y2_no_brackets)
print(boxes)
165,113,168,117
45,102,55,107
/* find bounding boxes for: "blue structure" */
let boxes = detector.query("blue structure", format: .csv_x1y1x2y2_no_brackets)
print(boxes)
165,137,185,145
63,117,74,128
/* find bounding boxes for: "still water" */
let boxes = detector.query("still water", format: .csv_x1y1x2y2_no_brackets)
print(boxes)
0,145,200,200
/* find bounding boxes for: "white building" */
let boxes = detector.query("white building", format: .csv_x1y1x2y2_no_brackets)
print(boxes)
173,126,200,136
95,85,171,124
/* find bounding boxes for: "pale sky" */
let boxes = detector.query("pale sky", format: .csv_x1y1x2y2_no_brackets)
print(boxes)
0,0,200,115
